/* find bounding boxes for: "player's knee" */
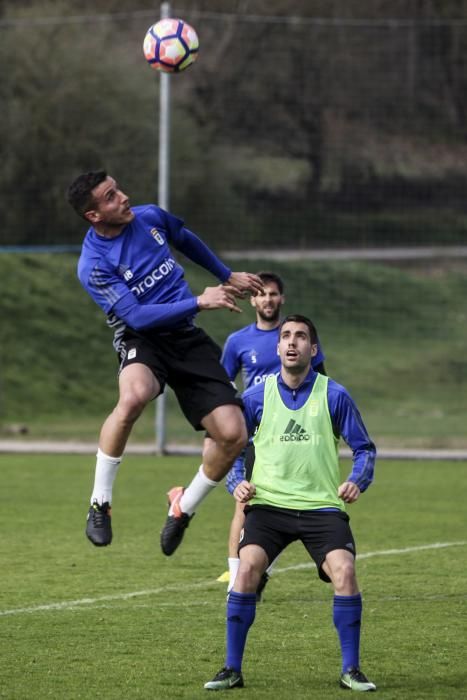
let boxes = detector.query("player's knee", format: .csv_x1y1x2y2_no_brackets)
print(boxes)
235,560,261,592
330,559,357,592
226,419,248,456
219,421,248,455
117,389,149,423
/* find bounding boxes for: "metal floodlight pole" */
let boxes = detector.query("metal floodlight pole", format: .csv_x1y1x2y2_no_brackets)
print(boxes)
155,0,171,454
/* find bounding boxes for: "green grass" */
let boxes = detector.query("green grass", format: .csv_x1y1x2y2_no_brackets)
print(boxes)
1,253,467,447
0,454,466,699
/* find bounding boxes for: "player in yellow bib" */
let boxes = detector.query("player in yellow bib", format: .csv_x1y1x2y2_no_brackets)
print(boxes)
205,315,377,693
251,371,342,510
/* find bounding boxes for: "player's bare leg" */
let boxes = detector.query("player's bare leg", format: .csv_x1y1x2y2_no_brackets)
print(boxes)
201,405,248,480
99,363,160,457
86,364,160,547
322,549,359,596
160,404,247,555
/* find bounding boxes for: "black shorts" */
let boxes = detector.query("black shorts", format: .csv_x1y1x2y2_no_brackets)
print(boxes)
239,506,356,583
118,326,243,430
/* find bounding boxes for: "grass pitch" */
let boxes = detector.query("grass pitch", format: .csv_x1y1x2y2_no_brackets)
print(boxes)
0,454,466,699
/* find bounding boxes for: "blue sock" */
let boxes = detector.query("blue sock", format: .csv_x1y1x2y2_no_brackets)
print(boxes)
333,594,362,673
225,591,257,672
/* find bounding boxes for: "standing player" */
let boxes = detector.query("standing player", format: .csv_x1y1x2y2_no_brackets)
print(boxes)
204,315,376,692
67,170,263,553
218,272,326,595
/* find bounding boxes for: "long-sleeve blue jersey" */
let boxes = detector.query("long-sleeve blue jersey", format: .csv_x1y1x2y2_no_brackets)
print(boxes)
226,368,376,495
77,204,231,335
221,323,325,388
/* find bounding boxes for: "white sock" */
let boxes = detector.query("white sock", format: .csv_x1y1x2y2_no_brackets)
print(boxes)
179,464,219,515
227,557,240,592
90,448,122,505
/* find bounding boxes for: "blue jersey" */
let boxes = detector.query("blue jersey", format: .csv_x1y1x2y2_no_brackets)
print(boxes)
225,368,376,495
77,204,231,339
221,323,325,389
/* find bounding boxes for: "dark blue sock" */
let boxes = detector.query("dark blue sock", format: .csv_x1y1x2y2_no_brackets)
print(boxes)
333,593,362,673
225,591,257,672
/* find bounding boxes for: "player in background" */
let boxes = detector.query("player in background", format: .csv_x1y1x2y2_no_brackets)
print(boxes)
204,315,376,692
217,272,326,597
67,170,263,553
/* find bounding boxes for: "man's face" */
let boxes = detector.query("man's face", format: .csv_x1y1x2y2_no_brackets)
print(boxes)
251,282,284,323
85,176,135,227
278,321,317,373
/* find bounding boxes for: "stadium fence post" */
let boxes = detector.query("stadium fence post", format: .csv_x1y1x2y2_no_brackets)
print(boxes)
155,0,171,454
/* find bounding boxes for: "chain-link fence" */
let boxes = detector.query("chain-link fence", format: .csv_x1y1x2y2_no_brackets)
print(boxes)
2,7,467,249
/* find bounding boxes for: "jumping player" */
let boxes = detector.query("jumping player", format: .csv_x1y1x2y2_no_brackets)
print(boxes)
67,170,263,553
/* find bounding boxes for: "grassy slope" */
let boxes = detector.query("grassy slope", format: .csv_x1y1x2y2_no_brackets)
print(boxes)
1,253,467,447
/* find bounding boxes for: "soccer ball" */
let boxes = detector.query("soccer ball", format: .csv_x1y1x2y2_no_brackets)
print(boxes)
143,18,199,73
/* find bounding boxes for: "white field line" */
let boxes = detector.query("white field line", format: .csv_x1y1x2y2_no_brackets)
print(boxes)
1,540,465,618
275,540,467,573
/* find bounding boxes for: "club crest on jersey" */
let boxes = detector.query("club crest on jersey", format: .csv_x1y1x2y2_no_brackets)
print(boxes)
308,399,319,417
249,350,258,364
150,228,165,245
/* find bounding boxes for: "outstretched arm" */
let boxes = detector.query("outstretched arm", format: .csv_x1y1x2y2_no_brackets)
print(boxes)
172,227,264,296
113,284,246,330
170,227,232,281
226,272,264,296
197,285,243,313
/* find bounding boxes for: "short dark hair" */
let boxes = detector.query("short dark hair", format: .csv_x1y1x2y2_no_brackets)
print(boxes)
67,170,108,218
279,314,318,343
256,271,284,294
